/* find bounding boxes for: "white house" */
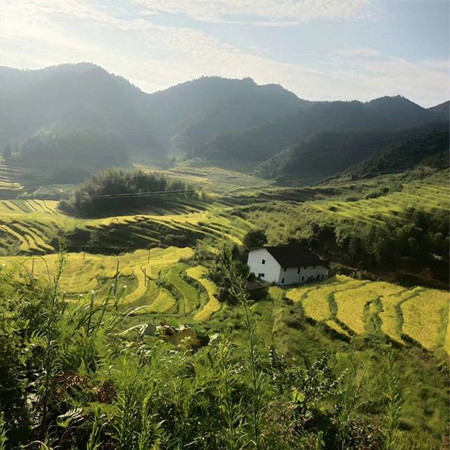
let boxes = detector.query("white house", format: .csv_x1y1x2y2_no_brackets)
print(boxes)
247,246,328,286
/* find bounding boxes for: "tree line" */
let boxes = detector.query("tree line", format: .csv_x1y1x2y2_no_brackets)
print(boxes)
301,207,449,286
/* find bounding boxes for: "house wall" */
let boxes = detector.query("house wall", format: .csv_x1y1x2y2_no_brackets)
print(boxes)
247,248,281,284
277,265,328,286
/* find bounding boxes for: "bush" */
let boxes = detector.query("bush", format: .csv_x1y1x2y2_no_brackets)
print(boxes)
59,168,204,217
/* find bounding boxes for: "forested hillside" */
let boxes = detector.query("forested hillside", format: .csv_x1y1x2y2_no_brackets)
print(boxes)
345,128,450,179
193,97,449,163
0,65,302,162
256,123,449,182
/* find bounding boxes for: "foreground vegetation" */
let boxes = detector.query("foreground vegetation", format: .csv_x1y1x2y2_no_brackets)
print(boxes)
1,255,449,449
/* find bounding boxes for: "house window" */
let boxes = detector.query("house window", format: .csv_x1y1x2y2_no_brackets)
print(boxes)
313,265,316,269
258,273,265,279
321,274,324,279
316,274,320,279
302,276,304,281
284,268,287,272
304,266,306,270
281,278,285,284
262,259,266,264
297,268,300,274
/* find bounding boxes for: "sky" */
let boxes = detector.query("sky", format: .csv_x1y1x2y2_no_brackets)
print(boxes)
0,0,449,107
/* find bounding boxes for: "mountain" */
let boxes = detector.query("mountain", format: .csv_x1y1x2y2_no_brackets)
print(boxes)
0,64,160,156
145,76,303,154
193,96,449,162
1,63,448,181
0,64,303,159
428,100,450,121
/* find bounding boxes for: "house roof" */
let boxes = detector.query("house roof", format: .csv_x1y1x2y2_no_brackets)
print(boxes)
263,246,326,268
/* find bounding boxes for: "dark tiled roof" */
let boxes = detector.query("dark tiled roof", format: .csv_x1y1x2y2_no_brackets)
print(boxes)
264,246,326,268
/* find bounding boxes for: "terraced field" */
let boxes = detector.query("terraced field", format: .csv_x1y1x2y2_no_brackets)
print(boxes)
0,199,78,254
283,275,450,355
1,164,448,358
186,265,221,321
0,163,51,198
135,162,274,197
0,198,252,255
0,163,24,197
0,247,224,322
311,182,450,223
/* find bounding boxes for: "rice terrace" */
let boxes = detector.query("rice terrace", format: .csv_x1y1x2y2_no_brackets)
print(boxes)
1,11,450,448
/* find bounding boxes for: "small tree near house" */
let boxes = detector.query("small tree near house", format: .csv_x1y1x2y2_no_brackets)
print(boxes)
243,230,268,250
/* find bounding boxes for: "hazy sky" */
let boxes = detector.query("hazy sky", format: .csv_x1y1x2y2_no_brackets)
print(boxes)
1,0,449,106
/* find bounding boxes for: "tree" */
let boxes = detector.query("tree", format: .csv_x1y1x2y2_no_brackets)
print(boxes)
243,230,267,250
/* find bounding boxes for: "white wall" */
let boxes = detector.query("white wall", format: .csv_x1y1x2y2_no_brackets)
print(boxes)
277,267,300,285
277,265,327,286
247,248,281,284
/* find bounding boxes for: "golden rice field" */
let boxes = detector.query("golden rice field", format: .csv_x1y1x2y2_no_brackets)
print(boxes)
0,246,225,322
0,198,251,255
401,290,450,351
147,288,177,314
0,246,192,295
311,182,450,224
135,162,275,196
284,275,450,354
443,306,450,355
378,288,422,343
0,164,24,196
186,265,221,321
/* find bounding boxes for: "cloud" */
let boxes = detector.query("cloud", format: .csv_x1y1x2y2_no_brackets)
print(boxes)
419,59,450,75
133,0,371,25
322,48,450,106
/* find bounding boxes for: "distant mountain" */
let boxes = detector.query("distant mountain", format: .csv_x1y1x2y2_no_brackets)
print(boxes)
145,76,303,154
0,63,448,181
0,64,303,160
0,64,160,156
194,96,449,162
